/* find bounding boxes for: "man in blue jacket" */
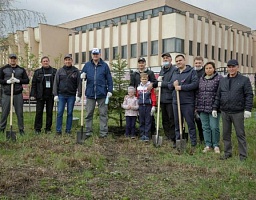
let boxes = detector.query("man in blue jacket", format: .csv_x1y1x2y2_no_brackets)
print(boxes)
81,48,113,138
168,54,199,148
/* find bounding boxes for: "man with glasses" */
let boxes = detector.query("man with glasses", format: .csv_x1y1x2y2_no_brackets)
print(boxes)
212,59,253,161
0,54,29,136
80,48,113,138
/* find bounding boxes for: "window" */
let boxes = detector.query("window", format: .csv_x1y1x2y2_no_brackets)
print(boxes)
230,51,233,59
162,38,184,54
246,55,249,66
241,54,244,65
225,50,227,62
131,44,137,58
141,42,147,56
204,44,208,58
113,47,118,59
164,6,173,14
153,7,164,17
104,48,109,60
121,45,127,59
218,48,221,61
189,41,193,56
121,16,127,23
212,46,215,60
82,52,86,63
106,19,112,26
144,10,152,19
236,52,238,60
128,13,136,21
136,12,144,20
197,42,200,56
151,40,158,55
75,53,79,64
81,25,87,32
93,22,99,29
112,17,120,24
99,21,106,27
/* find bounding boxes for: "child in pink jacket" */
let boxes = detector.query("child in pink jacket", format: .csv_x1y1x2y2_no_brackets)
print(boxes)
122,86,139,138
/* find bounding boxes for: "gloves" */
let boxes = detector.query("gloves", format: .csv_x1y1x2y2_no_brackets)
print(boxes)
54,96,59,102
157,76,163,82
30,97,35,101
107,92,112,98
6,78,14,84
13,77,20,83
244,111,251,119
212,110,217,118
151,106,156,116
158,81,162,87
80,72,86,79
75,97,81,103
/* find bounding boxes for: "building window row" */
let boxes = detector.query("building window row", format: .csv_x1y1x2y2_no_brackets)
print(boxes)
74,6,182,32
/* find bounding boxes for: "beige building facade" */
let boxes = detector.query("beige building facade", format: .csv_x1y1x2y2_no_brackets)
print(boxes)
1,0,256,74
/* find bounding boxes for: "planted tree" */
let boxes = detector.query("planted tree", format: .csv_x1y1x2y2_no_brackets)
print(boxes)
108,55,130,129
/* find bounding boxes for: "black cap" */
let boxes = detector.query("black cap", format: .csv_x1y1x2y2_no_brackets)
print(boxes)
64,54,72,59
162,53,171,58
227,59,239,66
9,54,17,59
138,57,146,62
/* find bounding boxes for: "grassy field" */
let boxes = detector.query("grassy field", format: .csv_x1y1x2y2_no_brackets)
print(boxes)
0,109,255,200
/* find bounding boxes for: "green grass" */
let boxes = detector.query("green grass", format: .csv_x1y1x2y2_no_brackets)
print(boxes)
0,109,255,199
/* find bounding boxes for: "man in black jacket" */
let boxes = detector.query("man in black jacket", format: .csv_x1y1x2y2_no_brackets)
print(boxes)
30,56,57,134
212,59,253,161
157,53,176,147
130,57,157,137
0,54,29,135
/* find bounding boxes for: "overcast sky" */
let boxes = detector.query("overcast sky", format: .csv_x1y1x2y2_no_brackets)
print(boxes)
13,0,256,30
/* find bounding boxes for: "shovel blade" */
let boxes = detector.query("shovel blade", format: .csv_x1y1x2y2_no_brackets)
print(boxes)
152,135,163,147
6,131,16,142
176,139,186,153
76,131,84,144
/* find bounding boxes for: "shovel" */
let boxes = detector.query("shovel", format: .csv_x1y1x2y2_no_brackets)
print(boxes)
176,90,186,153
6,73,16,142
152,84,163,147
76,78,86,144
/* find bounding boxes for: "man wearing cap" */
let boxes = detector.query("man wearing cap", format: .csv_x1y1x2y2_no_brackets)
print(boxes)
80,48,113,138
130,57,157,136
156,53,176,147
0,54,29,136
212,59,253,161
53,54,81,135
30,56,57,134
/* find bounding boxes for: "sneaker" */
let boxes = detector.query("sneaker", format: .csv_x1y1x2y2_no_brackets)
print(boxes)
220,154,232,160
214,147,220,154
19,130,25,136
202,146,211,153
140,135,145,141
172,141,176,149
56,131,62,135
144,136,149,142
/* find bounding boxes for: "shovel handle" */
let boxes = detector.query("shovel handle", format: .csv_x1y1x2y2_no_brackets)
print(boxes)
10,73,14,126
81,78,85,126
156,86,161,137
176,90,183,138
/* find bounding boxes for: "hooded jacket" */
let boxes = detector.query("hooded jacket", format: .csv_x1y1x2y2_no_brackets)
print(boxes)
168,65,198,105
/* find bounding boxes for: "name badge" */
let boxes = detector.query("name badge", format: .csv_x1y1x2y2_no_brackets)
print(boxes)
46,80,51,88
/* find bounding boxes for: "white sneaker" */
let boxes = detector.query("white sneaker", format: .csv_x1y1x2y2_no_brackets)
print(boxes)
214,147,220,154
202,146,211,153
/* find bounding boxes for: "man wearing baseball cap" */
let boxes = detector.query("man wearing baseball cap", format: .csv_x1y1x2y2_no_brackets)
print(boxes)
212,59,253,161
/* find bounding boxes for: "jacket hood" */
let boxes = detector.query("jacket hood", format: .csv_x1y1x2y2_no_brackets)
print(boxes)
175,65,193,73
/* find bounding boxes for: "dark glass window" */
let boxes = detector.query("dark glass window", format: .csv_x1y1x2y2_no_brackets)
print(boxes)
197,42,200,56
82,52,86,63
121,45,127,59
144,10,153,19
93,22,99,28
75,53,79,64
212,46,215,60
225,50,227,62
121,16,127,23
246,55,248,66
204,44,208,58
141,42,147,56
218,48,221,61
128,13,136,21
189,41,193,56
99,21,106,27
81,25,87,31
113,47,118,59
136,12,144,20
164,6,173,14
241,54,244,65
162,38,184,53
104,48,109,61
131,44,137,58
151,40,158,55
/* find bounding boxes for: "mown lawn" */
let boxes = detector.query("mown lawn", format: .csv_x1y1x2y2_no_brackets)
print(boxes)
0,109,255,200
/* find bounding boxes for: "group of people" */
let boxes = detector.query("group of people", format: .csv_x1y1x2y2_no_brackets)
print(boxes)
0,49,253,161
123,54,253,161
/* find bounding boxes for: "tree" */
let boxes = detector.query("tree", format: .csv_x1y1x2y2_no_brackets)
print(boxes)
108,56,130,129
0,0,46,39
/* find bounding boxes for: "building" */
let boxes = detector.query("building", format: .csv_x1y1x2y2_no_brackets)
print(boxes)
1,0,255,74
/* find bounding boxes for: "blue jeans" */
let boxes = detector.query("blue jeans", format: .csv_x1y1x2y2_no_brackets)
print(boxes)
56,95,75,133
200,112,220,148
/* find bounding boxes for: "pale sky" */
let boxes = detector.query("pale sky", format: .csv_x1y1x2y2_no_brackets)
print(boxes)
13,0,256,30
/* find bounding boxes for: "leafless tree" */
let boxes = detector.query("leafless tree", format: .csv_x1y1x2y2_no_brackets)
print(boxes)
0,0,46,37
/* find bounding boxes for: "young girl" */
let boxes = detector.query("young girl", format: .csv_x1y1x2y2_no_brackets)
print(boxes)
122,86,139,138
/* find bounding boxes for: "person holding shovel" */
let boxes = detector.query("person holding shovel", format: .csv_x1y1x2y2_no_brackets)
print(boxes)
156,53,176,148
53,54,81,135
168,54,199,149
30,56,57,134
0,54,29,136
80,48,113,138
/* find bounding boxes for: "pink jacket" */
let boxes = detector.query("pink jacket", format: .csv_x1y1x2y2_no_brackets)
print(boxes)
122,95,139,116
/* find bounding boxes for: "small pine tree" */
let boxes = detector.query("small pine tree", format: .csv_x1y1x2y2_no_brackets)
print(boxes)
108,55,130,128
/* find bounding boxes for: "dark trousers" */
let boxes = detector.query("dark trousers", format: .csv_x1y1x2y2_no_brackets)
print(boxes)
125,116,137,136
34,96,54,132
221,111,247,159
161,103,175,141
195,116,204,142
173,103,197,146
139,105,152,137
